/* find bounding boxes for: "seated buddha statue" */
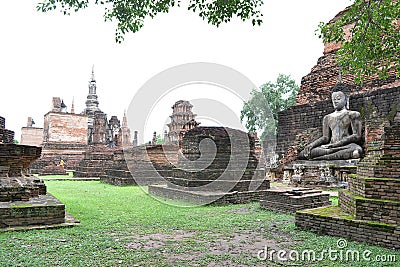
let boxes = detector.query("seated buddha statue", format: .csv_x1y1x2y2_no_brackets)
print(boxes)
298,84,363,160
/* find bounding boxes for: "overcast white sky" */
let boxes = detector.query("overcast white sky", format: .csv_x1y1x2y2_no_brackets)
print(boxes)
0,1,350,142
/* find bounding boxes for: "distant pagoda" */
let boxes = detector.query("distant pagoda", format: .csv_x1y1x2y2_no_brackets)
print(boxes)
82,66,108,144
166,100,199,144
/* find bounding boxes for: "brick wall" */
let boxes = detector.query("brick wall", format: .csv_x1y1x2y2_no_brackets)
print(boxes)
296,7,399,106
0,129,14,144
101,145,179,186
296,207,400,249
74,146,116,177
340,189,400,225
348,176,400,201
148,185,270,205
43,112,88,145
297,52,400,106
0,116,14,144
20,127,43,147
30,143,87,172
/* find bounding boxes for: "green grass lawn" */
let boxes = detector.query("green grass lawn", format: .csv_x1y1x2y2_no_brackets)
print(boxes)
0,181,398,266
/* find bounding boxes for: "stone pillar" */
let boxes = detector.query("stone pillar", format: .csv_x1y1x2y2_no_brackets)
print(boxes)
52,97,62,112
27,117,35,127
163,130,168,144
133,131,138,146
92,113,108,144
152,132,157,145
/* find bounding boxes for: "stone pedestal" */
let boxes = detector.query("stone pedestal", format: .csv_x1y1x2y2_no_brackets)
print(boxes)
284,160,358,189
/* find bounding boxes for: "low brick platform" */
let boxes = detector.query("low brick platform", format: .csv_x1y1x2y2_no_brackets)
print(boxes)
39,165,67,176
260,187,331,213
1,211,79,232
148,184,270,205
100,148,137,186
296,206,400,249
30,143,87,173
0,194,73,228
0,194,65,227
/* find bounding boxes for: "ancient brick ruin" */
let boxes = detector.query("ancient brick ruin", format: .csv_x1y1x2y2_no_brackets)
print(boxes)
0,116,76,230
296,8,399,106
149,127,269,205
0,116,14,144
30,98,89,173
100,145,178,186
29,68,133,175
73,146,115,178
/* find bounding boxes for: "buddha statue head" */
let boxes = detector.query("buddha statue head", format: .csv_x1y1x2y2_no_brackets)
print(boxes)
331,83,351,110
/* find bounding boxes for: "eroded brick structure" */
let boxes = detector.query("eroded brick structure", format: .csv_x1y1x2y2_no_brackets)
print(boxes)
276,6,400,179
30,99,89,173
260,188,331,213
73,146,116,178
0,117,14,144
0,116,76,230
20,117,43,147
148,127,269,204
101,145,178,186
118,112,131,147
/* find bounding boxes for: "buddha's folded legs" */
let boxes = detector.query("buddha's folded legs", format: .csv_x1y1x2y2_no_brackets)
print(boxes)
310,143,363,160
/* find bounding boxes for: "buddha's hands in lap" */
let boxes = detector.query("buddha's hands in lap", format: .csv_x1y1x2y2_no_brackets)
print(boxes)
321,144,333,149
302,145,313,159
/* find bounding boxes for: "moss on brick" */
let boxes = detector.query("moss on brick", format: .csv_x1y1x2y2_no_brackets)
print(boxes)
10,204,33,208
297,205,355,220
354,195,400,204
364,177,399,182
366,221,396,229
348,174,358,179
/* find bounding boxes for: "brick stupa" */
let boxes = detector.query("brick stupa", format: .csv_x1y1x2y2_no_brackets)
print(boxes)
148,127,269,205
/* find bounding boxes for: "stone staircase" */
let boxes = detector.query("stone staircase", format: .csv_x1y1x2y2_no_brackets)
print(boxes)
260,187,331,213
